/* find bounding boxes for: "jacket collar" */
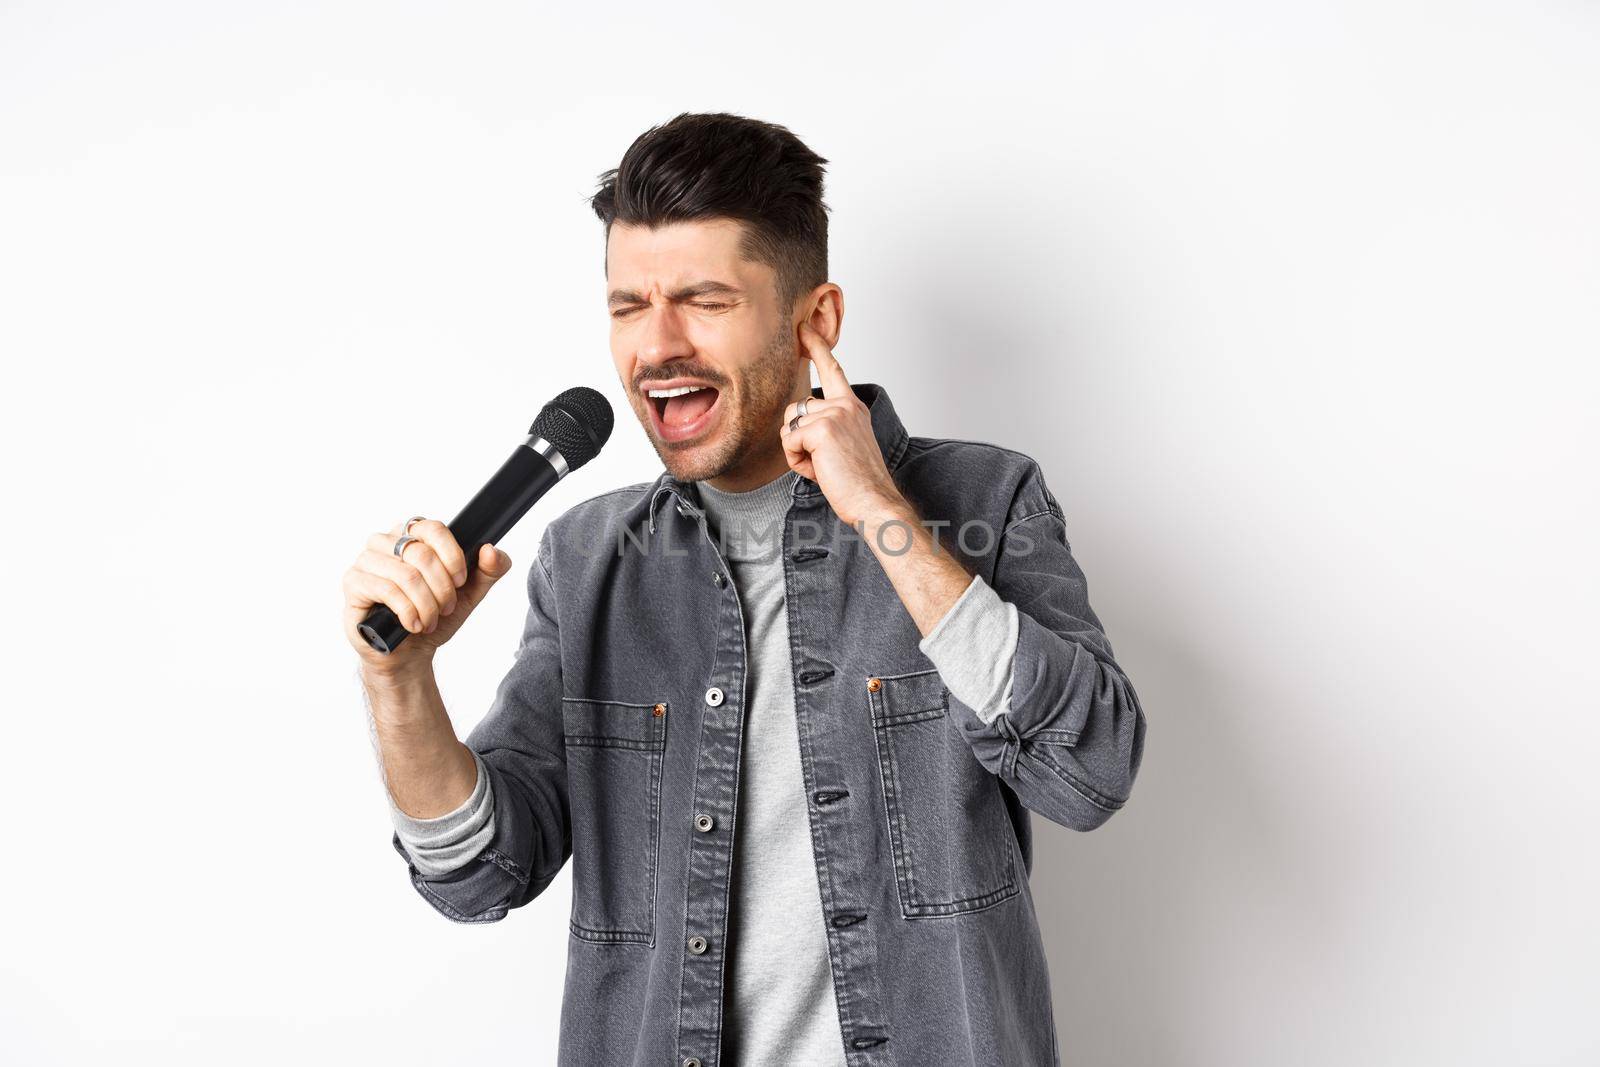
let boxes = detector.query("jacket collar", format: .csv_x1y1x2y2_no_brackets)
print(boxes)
646,381,911,533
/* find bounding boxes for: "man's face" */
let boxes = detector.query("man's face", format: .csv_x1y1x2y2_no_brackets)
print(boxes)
607,218,802,483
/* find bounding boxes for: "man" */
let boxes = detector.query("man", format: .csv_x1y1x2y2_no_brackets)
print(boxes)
342,112,1147,1067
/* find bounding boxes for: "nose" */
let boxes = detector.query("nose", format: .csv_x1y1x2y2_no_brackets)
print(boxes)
636,302,694,368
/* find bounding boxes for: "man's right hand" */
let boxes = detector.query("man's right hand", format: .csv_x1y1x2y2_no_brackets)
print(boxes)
341,517,515,676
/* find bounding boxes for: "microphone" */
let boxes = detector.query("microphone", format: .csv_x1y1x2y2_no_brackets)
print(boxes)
359,386,614,654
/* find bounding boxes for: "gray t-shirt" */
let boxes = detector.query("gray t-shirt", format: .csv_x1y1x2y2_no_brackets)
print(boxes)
695,468,846,1066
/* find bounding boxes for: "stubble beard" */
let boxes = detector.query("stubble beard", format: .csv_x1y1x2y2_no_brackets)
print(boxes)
650,318,798,484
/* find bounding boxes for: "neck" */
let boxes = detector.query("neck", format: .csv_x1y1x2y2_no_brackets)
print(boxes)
695,466,799,562
705,449,793,493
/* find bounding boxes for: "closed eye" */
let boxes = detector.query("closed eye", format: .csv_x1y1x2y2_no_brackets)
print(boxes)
610,302,730,318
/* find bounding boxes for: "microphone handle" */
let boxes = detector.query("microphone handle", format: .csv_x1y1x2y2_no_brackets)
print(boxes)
358,438,566,655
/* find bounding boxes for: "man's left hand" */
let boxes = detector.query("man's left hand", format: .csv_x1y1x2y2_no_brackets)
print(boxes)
781,322,908,528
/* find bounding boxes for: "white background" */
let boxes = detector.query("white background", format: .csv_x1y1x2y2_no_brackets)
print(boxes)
2,2,1596,1064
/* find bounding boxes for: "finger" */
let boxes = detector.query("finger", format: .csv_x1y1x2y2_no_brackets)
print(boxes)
782,409,834,467
383,517,467,587
780,409,811,470
780,408,800,437
457,543,513,607
358,546,445,630
476,542,512,577
781,429,815,481
343,568,425,635
798,321,851,401
407,519,469,588
783,402,849,440
365,531,458,616
782,396,845,426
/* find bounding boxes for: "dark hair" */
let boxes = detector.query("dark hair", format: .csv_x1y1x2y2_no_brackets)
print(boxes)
590,112,830,316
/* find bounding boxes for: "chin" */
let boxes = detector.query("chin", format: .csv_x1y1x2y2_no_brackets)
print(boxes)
659,451,722,484
646,430,711,479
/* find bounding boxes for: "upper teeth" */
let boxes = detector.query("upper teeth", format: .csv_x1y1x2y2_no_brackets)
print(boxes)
647,385,708,398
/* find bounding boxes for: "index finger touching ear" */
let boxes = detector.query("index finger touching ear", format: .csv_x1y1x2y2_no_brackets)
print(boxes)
799,321,851,400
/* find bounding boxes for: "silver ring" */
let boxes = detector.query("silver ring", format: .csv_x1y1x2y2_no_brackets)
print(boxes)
403,515,426,535
796,398,810,419
788,414,802,433
393,534,419,558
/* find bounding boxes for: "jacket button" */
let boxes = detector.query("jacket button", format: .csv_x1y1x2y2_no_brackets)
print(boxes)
684,1059,702,1067
688,935,708,954
712,570,724,587
704,686,724,707
866,677,882,692
694,813,714,832
652,702,666,717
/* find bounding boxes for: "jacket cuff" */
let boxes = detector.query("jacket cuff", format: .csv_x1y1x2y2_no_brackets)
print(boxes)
917,573,1019,725
388,750,496,877
391,754,547,924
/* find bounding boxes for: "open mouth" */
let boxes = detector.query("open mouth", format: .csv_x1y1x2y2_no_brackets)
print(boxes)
647,383,722,444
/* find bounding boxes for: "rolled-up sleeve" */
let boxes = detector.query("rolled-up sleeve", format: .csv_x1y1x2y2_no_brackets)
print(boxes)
918,572,1019,726
941,461,1148,832
389,749,497,877
391,527,573,923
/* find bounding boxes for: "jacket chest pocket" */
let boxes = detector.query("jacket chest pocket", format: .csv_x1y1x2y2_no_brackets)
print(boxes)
868,669,1019,918
561,697,668,945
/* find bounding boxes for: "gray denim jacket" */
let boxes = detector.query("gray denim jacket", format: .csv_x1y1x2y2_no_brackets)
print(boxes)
391,381,1147,1066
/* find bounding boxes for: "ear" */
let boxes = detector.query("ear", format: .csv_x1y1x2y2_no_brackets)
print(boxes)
796,284,844,348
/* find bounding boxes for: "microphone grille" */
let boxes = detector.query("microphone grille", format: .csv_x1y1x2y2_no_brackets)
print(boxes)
530,386,614,472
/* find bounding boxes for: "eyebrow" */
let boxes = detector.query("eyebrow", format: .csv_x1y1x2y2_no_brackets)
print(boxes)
607,280,744,308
